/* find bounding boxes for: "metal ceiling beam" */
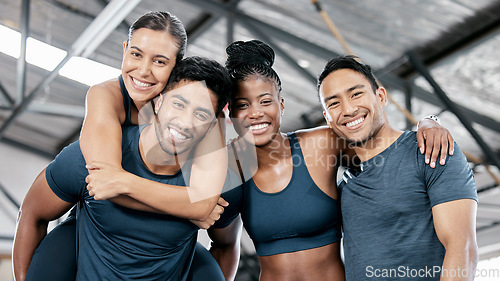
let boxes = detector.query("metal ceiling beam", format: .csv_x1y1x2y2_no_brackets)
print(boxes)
477,221,500,233
0,83,14,106
185,0,500,134
185,0,242,44
378,72,500,134
395,1,500,78
186,13,218,43
407,51,500,169
0,181,20,209
303,70,500,134
0,0,141,140
26,102,85,119
0,137,55,159
0,53,73,139
56,126,81,153
16,0,30,106
184,0,341,59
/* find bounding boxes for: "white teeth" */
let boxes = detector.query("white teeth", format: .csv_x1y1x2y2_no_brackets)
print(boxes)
346,117,364,128
132,78,152,88
249,123,269,131
169,128,187,140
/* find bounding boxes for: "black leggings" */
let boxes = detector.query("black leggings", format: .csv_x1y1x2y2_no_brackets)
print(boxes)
25,212,224,281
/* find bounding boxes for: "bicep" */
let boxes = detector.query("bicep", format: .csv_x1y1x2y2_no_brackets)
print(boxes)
80,84,125,166
432,199,477,248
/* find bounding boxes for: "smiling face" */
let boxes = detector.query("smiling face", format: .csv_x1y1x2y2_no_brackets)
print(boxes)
230,75,284,147
319,69,387,146
154,80,218,156
121,28,179,108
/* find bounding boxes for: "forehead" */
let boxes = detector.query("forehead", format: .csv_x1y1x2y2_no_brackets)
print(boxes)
129,28,178,54
164,80,218,112
319,69,371,97
234,76,279,99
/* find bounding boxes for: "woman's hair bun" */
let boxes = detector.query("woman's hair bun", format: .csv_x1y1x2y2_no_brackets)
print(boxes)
225,40,275,71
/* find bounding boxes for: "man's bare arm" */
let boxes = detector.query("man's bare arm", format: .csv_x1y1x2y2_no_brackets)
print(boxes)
208,216,243,281
433,199,478,281
12,169,74,281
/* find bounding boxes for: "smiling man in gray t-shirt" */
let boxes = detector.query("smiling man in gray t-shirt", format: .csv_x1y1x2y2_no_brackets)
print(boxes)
318,56,478,280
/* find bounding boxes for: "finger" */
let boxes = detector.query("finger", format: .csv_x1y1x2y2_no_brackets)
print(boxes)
215,205,225,215
424,132,435,166
439,135,449,166
416,130,425,154
429,134,442,168
218,197,229,207
448,134,454,155
86,161,105,170
85,175,90,184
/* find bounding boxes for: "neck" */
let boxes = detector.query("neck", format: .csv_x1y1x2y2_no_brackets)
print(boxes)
254,132,290,167
138,126,186,175
352,123,403,162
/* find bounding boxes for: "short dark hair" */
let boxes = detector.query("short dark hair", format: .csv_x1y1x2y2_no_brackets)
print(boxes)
317,55,379,94
165,56,232,116
128,11,187,64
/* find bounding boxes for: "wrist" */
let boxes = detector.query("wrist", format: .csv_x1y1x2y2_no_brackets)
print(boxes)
417,114,440,128
120,172,137,195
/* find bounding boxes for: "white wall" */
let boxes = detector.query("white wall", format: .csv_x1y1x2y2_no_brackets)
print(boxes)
0,142,51,255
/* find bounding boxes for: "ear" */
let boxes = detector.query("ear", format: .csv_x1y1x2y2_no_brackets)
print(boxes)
154,93,164,114
280,97,285,115
323,111,334,129
376,87,388,107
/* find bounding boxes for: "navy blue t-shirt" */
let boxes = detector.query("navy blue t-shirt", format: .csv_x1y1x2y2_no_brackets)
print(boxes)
46,126,198,281
338,131,477,280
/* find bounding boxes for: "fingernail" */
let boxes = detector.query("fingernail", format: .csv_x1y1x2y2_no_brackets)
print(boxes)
420,147,424,154
440,159,445,165
431,162,435,168
425,158,429,164
450,150,454,155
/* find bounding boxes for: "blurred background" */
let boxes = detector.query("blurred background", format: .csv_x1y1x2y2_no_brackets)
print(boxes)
1,0,499,280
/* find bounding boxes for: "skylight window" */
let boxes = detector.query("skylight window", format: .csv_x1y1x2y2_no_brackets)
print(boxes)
0,24,120,86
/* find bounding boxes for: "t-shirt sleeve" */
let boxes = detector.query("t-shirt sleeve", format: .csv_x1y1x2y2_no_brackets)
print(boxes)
420,143,477,207
45,141,88,204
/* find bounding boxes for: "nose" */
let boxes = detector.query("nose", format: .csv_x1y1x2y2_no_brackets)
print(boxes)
341,100,358,116
138,60,152,77
248,105,264,119
176,109,195,130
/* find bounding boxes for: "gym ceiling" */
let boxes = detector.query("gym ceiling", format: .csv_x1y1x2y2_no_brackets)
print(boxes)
0,0,499,258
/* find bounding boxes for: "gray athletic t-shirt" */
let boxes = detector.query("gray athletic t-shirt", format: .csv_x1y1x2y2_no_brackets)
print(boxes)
338,131,477,280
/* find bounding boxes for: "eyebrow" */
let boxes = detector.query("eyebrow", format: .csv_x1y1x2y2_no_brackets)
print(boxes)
130,46,171,61
172,94,213,117
234,93,273,101
323,84,365,103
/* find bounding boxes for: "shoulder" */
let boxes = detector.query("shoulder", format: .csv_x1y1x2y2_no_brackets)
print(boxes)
294,126,342,154
85,78,126,122
86,79,123,109
46,142,87,184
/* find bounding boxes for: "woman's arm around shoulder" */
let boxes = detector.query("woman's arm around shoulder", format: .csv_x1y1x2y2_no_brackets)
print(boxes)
80,79,126,167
